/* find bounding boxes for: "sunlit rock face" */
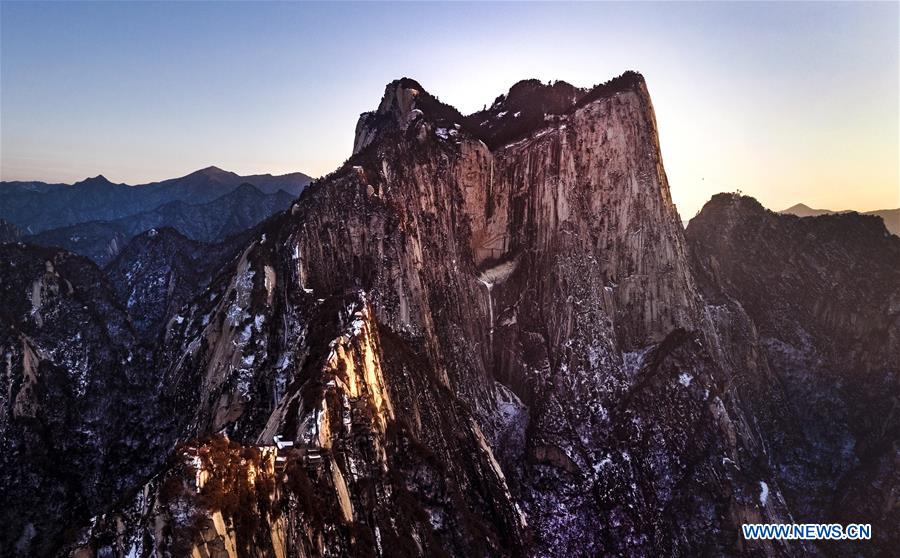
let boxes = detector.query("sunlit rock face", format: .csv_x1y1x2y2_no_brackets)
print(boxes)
71,293,527,557
7,73,896,557
686,193,900,553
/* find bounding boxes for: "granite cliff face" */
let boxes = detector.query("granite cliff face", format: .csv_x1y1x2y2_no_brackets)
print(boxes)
3,74,896,557
331,74,804,555
61,74,791,557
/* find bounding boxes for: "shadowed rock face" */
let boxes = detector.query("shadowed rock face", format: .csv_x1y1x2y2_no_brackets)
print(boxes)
4,75,896,557
686,193,900,553
0,246,168,556
105,227,250,340
780,203,900,236
0,219,23,243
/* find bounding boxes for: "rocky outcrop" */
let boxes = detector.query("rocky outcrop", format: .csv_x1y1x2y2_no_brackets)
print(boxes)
65,436,285,558
64,74,805,557
73,292,527,557
687,193,900,553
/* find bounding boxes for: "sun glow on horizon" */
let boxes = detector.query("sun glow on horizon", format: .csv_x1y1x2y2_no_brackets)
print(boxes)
1,2,897,217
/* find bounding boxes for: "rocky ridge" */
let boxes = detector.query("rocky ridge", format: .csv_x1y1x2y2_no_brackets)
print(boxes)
687,193,900,553
70,74,791,557
780,204,899,236
105,227,251,340
2,73,895,557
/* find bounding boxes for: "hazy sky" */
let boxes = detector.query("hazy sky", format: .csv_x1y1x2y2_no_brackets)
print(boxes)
1,1,897,217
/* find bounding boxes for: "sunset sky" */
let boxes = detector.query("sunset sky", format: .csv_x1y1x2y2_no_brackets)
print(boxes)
1,1,897,217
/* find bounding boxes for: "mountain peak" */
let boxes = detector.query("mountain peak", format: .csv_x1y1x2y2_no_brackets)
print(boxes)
174,166,241,182
352,72,649,156
353,77,467,154
74,174,115,187
374,77,426,118
782,202,815,212
703,192,768,215
779,202,833,217
386,76,426,95
193,165,238,179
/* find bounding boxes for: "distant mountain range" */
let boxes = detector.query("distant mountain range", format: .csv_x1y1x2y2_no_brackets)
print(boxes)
24,183,293,265
0,166,311,235
0,166,311,264
780,203,899,235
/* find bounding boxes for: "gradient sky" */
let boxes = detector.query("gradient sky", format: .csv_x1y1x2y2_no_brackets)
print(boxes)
1,1,897,217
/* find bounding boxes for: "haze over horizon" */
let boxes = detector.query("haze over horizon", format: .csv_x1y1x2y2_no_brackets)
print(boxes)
2,1,897,217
